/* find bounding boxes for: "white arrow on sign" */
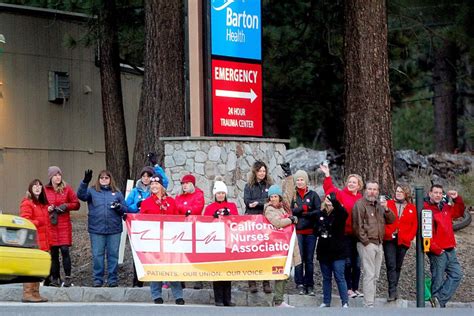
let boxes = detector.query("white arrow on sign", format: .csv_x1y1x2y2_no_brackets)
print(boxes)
215,88,257,103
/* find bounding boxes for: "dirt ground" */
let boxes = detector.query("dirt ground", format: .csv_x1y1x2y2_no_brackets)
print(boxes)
67,213,473,302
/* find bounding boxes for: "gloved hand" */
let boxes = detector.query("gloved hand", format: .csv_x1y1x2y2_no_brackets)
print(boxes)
147,152,158,166
110,201,121,210
57,204,67,213
213,210,220,218
83,169,93,184
50,211,58,225
222,208,230,216
185,210,192,217
328,192,337,204
137,200,142,209
280,163,291,177
122,213,127,221
289,215,298,224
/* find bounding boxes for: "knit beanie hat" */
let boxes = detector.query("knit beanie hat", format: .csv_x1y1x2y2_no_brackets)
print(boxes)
48,166,62,180
150,173,164,187
213,181,228,196
140,166,154,177
293,170,309,185
181,174,196,185
267,184,283,197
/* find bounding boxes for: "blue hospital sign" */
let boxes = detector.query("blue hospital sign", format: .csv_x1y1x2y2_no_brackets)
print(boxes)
211,0,261,61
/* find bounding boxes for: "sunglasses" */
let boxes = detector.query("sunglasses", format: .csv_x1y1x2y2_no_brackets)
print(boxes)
99,176,110,180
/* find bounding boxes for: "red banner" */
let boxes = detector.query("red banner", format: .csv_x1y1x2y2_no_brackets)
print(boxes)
126,214,295,281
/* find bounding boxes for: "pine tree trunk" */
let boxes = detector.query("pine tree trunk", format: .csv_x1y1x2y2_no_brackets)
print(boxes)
132,0,185,179
343,0,395,193
98,0,130,191
433,40,457,153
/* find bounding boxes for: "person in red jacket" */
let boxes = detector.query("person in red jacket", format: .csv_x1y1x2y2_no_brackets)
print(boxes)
319,163,364,298
44,166,80,287
19,179,50,303
424,184,464,308
174,173,205,289
383,183,417,302
140,174,184,305
203,180,238,306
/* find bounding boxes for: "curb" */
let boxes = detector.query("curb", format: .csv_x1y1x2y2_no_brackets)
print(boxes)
0,285,473,308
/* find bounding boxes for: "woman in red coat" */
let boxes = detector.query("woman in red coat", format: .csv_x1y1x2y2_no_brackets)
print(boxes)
19,179,50,303
383,183,417,301
44,166,80,287
203,180,238,306
319,163,364,298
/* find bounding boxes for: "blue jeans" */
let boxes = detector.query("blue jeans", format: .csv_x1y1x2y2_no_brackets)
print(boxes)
344,235,361,291
150,281,183,300
89,233,121,285
428,249,463,307
320,259,348,306
295,234,316,287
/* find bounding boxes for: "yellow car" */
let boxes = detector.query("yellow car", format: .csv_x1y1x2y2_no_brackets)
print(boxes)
0,214,51,284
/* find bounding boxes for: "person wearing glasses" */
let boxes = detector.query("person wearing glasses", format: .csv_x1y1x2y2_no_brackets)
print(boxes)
77,169,128,287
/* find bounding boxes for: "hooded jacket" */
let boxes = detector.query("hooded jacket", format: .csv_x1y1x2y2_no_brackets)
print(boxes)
20,198,51,251
383,200,417,248
126,179,151,213
175,187,205,215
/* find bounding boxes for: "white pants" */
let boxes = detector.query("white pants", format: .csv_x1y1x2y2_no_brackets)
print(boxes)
357,242,384,307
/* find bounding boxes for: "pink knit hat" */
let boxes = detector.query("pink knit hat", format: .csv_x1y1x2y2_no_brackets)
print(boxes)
48,166,62,180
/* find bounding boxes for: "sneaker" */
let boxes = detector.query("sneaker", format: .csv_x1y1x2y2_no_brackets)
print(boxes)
319,303,329,308
348,290,357,298
108,283,118,288
307,287,315,296
277,302,295,308
342,303,349,308
93,283,102,288
297,284,305,295
175,298,185,305
50,278,61,287
430,296,441,308
249,282,258,293
263,282,272,294
154,297,164,304
193,281,203,289
355,290,364,297
63,276,73,288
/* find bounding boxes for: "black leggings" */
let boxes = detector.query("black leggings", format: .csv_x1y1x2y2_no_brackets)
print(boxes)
51,245,71,279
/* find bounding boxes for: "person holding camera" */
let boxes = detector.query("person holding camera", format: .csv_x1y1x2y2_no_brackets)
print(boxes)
263,185,300,308
203,179,238,307
352,181,395,308
44,166,80,287
383,184,417,302
77,169,127,287
316,193,349,308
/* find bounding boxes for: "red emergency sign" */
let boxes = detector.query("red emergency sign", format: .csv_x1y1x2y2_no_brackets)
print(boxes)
212,59,262,136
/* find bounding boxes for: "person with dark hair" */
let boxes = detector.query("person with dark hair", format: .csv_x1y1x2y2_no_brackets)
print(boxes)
316,193,349,308
244,160,273,293
140,174,184,305
352,181,395,308
44,166,80,287
19,179,50,303
203,180,238,307
383,183,417,302
77,169,127,287
424,184,465,308
320,163,364,298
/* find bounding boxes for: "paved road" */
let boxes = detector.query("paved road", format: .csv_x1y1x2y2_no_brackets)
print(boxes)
1,302,472,316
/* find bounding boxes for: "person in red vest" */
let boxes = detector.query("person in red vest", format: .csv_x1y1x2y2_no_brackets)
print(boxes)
320,163,364,298
383,183,417,302
423,184,464,308
203,180,238,307
175,173,205,289
140,174,184,305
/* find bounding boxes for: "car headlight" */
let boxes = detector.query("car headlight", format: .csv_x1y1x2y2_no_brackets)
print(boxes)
0,227,38,248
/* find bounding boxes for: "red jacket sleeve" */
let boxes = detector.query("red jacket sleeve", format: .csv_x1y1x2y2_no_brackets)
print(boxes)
20,200,42,228
451,196,465,219
65,186,80,211
323,176,340,195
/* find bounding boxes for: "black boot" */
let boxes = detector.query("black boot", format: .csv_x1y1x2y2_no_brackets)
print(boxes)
223,281,235,306
213,281,224,306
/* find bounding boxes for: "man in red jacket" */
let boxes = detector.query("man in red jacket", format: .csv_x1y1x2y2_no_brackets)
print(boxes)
423,184,464,308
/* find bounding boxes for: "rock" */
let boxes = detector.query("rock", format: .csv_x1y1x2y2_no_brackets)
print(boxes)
208,146,221,161
195,151,207,163
285,147,327,173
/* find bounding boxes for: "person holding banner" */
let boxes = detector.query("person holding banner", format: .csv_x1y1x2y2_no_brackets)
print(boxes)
244,160,273,293
383,184,417,302
77,170,127,288
316,193,349,308
203,180,238,306
264,184,300,308
140,174,184,305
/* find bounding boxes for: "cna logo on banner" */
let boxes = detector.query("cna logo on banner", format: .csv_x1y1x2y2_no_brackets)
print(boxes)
131,221,226,254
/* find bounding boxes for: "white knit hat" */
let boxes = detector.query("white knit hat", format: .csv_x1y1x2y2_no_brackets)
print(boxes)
212,181,228,195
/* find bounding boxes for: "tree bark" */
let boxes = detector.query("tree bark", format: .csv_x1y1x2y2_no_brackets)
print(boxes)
433,40,457,153
132,0,185,179
343,0,395,193
98,0,130,191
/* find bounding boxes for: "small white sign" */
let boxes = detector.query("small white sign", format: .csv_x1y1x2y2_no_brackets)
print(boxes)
422,209,432,238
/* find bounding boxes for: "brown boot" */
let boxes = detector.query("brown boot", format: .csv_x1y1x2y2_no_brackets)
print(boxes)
34,282,48,302
263,281,272,294
22,283,42,303
248,281,258,293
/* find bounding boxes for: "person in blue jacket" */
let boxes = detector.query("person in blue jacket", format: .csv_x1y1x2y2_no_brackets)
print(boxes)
77,169,127,287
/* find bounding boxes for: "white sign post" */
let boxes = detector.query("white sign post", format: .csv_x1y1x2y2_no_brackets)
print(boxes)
118,179,134,264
